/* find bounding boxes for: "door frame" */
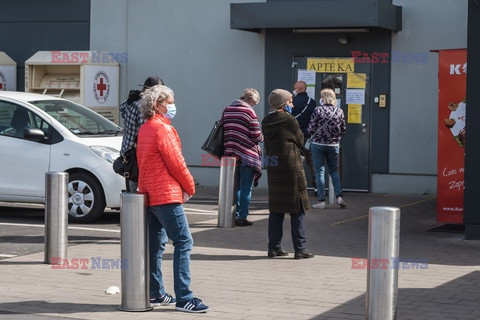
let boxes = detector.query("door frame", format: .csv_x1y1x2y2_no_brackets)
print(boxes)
291,55,372,192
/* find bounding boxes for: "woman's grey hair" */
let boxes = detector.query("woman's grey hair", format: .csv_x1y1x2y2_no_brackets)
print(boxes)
140,85,174,119
320,88,337,106
240,88,260,105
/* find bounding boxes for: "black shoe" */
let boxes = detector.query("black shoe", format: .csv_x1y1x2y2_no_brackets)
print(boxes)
236,219,253,227
268,248,289,258
294,250,315,259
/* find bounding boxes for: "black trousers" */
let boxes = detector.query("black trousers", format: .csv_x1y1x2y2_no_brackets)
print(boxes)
268,210,306,253
303,148,317,189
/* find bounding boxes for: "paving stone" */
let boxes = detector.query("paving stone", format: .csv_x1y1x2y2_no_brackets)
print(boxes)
0,190,479,319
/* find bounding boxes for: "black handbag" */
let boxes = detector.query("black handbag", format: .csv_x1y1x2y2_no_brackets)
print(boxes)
113,146,139,182
201,119,224,158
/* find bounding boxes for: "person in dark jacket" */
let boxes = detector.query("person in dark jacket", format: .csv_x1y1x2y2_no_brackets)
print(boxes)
261,88,314,260
291,81,317,192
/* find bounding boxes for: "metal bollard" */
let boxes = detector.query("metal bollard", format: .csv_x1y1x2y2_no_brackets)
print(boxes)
218,156,237,228
119,193,152,312
366,206,401,320
44,172,68,265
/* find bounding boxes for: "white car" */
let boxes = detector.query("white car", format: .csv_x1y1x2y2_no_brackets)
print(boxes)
0,91,124,222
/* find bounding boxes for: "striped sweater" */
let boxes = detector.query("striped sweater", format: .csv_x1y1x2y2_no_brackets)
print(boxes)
222,99,263,185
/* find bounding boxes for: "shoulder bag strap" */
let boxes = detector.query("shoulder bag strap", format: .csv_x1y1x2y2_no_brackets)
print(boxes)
310,107,338,139
294,97,311,119
220,107,227,124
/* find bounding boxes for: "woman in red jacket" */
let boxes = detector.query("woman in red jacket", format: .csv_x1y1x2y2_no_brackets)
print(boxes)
137,85,209,313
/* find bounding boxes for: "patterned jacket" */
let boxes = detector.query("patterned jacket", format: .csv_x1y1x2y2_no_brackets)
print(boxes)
119,90,144,155
137,113,195,206
307,104,346,145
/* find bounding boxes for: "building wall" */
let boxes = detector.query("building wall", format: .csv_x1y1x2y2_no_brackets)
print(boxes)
90,0,266,187
0,0,90,90
376,0,468,193
91,0,468,193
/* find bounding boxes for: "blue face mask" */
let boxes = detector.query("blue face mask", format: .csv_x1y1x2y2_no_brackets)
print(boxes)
285,105,293,114
164,104,177,119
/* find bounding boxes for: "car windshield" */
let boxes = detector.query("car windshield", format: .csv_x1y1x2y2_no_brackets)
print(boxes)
30,100,122,136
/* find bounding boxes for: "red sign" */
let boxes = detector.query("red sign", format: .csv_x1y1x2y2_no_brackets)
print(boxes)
0,71,6,90
437,49,467,223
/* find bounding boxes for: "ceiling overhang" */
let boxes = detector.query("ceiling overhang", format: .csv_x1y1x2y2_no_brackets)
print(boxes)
231,0,402,32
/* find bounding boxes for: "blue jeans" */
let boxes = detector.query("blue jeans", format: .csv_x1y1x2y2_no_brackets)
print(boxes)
149,204,194,303
310,144,343,201
236,165,254,220
268,210,306,253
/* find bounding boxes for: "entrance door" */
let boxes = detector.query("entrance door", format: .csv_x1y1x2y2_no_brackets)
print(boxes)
293,56,370,191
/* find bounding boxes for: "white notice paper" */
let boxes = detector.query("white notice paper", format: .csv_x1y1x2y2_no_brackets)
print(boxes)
297,69,316,98
346,89,365,105
298,69,316,84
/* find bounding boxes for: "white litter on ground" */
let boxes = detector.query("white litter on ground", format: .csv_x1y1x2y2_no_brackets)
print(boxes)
105,286,120,295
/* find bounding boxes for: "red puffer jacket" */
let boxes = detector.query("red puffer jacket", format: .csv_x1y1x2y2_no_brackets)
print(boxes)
137,113,195,206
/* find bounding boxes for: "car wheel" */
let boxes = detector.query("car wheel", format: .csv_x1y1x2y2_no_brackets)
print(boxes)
67,172,106,223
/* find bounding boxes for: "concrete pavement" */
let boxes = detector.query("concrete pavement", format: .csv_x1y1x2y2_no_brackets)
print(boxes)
1,187,480,319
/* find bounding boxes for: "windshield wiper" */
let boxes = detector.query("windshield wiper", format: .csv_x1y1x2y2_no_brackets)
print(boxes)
96,129,122,135
73,129,122,135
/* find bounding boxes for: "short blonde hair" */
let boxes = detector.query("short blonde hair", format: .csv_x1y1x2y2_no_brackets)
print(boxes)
140,85,174,119
320,88,337,106
240,88,260,105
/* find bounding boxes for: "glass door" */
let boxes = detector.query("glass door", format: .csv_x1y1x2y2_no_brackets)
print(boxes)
293,56,370,191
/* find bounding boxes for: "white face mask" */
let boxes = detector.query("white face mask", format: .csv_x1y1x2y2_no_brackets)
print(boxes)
164,104,177,119
292,90,298,96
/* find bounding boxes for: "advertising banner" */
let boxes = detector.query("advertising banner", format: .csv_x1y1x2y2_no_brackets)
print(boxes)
437,49,467,223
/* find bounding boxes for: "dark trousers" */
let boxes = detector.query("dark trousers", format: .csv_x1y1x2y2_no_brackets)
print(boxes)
268,210,306,253
302,148,317,189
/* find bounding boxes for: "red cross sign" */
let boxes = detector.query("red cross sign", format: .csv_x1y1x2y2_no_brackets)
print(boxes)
96,77,107,96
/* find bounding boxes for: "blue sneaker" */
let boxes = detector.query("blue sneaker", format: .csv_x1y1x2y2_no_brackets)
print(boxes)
150,293,176,307
176,297,209,313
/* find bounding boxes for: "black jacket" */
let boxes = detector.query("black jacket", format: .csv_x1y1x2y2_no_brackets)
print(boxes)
292,92,317,138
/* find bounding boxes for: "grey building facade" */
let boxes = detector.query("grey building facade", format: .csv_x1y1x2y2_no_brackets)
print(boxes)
1,0,476,203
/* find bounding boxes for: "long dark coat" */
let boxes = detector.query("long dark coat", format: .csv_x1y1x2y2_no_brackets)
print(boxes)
261,111,310,213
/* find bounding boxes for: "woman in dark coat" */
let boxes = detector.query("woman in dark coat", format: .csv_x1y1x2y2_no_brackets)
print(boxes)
261,89,314,260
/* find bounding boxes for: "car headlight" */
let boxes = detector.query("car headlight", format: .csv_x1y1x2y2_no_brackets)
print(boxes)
89,146,120,164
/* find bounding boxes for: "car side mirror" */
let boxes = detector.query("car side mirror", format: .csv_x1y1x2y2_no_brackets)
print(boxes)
23,128,46,142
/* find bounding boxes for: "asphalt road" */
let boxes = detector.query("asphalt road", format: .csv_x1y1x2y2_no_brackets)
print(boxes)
0,199,221,261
